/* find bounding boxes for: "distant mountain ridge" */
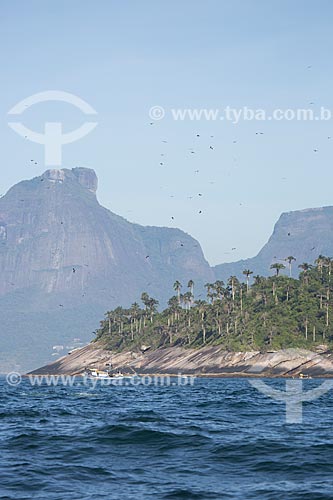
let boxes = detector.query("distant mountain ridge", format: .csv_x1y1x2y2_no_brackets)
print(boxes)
214,206,333,281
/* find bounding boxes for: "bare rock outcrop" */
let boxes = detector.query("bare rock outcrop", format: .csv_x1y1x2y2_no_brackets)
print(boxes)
29,345,333,378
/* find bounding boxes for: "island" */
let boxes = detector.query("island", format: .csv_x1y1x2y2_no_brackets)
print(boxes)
29,257,333,378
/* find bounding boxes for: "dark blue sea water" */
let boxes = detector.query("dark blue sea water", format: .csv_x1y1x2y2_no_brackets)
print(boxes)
1,376,333,500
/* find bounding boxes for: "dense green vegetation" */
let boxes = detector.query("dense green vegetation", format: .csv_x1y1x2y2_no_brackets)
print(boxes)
94,256,333,352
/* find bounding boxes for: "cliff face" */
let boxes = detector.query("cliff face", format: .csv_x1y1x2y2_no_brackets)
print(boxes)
0,167,213,299
0,168,213,372
214,207,333,281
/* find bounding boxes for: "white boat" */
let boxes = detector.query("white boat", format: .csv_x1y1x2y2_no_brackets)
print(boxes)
83,368,134,380
299,373,312,379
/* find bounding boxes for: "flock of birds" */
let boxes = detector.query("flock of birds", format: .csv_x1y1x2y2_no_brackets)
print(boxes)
2,68,332,306
151,132,225,221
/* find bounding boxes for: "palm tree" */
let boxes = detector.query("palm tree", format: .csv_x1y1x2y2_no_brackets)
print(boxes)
285,256,296,277
106,311,114,335
212,301,222,335
270,263,286,276
298,262,312,284
183,291,193,325
214,280,225,300
141,292,150,326
113,306,125,334
227,276,239,302
168,296,180,322
324,257,333,281
204,282,215,303
147,297,159,323
298,262,311,272
315,255,326,276
242,269,253,292
129,302,140,338
141,292,149,309
195,299,207,343
187,280,194,305
173,281,182,304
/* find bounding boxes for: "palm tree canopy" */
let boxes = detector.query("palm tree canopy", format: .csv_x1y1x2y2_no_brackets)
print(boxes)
173,280,182,291
243,269,253,277
270,263,286,275
298,262,312,271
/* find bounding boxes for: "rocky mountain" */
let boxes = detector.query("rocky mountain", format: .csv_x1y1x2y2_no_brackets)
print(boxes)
2,167,333,373
214,206,333,281
0,168,213,372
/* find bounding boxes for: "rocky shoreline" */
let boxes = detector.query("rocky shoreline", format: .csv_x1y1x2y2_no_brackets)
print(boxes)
28,343,333,378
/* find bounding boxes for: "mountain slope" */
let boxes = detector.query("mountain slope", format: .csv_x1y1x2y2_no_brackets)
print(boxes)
214,207,333,281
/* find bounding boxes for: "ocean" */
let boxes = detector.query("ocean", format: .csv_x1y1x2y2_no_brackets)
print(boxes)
1,376,333,499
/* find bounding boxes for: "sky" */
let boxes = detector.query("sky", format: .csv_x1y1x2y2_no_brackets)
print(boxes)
1,0,333,265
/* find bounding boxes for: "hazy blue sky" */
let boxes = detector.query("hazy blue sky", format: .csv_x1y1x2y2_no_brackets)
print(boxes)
1,1,333,265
